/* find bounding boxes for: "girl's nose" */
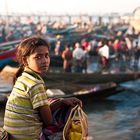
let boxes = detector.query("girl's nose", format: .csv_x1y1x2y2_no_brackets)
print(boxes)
42,56,50,63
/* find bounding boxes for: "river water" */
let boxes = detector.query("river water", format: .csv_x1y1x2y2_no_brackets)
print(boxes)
0,79,140,140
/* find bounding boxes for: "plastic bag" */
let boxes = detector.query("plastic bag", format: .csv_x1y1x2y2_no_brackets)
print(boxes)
0,128,8,140
63,105,88,140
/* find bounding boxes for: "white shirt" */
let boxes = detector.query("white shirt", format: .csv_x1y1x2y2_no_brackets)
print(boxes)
98,45,109,59
73,47,85,60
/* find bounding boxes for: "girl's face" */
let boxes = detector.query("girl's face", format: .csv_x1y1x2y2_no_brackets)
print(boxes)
26,46,50,75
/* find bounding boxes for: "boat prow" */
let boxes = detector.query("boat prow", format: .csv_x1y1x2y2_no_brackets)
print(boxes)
46,82,124,101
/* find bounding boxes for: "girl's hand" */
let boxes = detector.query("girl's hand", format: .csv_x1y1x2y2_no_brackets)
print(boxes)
61,97,82,107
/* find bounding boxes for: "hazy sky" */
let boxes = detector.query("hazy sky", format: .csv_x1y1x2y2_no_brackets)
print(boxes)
1,0,140,15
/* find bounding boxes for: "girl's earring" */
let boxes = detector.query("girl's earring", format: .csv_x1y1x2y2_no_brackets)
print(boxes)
25,63,28,66
25,61,29,66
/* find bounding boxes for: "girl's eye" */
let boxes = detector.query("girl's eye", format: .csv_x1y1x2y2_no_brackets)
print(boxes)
35,55,42,59
45,54,50,58
34,54,50,59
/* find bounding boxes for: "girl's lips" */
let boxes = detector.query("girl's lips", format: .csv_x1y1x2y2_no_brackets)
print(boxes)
40,65,49,70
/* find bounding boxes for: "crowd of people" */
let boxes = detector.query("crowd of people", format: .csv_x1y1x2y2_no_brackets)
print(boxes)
0,16,140,73
59,34,140,73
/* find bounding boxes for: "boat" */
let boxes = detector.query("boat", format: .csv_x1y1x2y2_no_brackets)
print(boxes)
46,82,124,101
0,65,138,107
0,40,20,56
45,71,140,86
46,24,77,35
0,58,16,71
1,65,140,86
2,64,140,79
0,42,18,70
0,40,20,70
0,81,123,106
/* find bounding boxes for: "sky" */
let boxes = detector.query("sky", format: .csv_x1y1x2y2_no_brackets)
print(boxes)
1,0,140,15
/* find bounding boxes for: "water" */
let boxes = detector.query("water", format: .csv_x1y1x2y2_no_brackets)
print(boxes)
1,79,140,140
86,79,140,140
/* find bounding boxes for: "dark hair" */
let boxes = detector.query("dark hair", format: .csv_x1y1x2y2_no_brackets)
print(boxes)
65,43,71,48
13,36,50,83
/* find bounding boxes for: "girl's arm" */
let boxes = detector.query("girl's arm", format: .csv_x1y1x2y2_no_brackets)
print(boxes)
38,105,53,126
38,97,82,126
50,97,82,111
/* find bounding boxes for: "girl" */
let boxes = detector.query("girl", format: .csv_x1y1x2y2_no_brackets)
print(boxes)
3,37,82,140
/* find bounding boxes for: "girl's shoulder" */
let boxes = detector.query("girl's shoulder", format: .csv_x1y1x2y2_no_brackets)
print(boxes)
17,71,44,89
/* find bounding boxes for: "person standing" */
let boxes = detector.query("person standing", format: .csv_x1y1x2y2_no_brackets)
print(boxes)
72,42,86,73
98,39,109,70
61,44,73,72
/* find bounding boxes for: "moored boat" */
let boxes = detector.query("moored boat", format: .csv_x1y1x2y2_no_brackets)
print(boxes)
0,81,123,107
1,65,140,86
0,40,20,70
0,48,16,60
46,82,124,101
45,71,140,85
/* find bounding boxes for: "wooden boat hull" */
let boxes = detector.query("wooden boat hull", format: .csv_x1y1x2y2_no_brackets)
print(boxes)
1,65,140,87
45,72,140,85
0,59,14,70
47,82,123,102
0,82,123,106
66,86,124,102
0,48,16,60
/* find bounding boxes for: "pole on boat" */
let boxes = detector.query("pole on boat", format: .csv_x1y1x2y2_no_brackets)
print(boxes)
5,0,9,32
